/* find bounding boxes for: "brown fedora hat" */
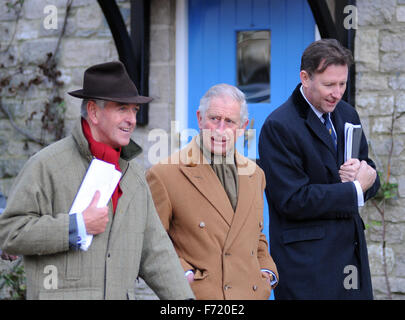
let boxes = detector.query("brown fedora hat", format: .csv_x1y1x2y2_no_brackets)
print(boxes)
68,61,153,104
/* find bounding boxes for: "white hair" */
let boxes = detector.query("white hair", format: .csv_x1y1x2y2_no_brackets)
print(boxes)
81,99,106,118
198,83,248,127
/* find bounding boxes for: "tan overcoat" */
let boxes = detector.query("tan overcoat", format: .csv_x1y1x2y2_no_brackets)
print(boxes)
146,137,278,300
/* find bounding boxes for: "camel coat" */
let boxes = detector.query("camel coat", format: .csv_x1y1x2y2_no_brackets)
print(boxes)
146,137,278,300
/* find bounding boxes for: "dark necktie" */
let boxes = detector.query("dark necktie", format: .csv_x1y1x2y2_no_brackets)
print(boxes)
322,113,337,150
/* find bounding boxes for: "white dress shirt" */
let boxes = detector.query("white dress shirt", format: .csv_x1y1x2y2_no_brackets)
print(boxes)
300,86,364,207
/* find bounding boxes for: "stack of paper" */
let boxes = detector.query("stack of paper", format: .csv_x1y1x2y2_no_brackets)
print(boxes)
69,159,122,251
344,122,362,162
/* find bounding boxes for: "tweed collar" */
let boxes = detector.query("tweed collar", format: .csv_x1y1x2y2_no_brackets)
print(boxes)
71,118,142,163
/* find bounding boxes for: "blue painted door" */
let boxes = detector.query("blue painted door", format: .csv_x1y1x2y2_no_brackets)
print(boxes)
187,0,315,292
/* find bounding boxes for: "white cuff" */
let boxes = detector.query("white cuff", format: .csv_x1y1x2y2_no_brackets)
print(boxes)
353,180,364,207
75,212,87,248
261,268,278,287
184,270,194,277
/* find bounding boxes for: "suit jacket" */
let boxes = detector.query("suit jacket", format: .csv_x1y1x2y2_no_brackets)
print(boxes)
258,84,380,300
146,137,278,300
0,120,194,300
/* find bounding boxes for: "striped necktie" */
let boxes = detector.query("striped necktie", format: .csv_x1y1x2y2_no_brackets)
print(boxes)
322,113,337,150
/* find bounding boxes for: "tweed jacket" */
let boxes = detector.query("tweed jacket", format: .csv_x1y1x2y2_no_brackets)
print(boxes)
146,137,278,300
0,120,194,300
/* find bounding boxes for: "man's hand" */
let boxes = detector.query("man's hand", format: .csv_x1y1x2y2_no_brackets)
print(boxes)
82,191,109,235
261,271,273,285
356,160,377,193
339,158,361,182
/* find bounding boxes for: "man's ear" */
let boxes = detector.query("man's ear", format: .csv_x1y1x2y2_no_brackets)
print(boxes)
87,100,99,125
241,119,249,131
196,110,203,130
300,70,311,88
236,119,249,138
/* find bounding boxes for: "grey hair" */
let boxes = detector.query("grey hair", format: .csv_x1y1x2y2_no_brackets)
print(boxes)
198,83,248,127
81,99,106,118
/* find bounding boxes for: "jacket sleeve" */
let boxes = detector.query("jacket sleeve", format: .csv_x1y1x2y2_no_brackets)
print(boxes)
0,157,70,256
259,118,359,221
138,176,195,300
357,117,381,202
256,169,278,281
145,167,194,272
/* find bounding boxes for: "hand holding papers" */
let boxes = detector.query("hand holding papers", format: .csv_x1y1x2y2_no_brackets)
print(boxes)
344,123,362,162
69,159,122,251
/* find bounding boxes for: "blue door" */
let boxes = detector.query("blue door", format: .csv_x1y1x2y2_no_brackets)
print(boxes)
187,0,315,292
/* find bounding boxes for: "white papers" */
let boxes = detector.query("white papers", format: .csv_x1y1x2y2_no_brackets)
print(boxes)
69,159,122,251
344,122,362,162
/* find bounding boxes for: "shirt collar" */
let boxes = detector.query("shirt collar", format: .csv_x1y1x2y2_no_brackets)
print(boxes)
300,85,325,121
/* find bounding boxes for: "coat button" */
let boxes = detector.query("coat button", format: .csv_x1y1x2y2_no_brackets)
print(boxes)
199,222,206,228
253,285,258,291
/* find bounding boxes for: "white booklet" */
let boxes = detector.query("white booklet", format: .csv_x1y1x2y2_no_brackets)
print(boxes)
69,159,122,251
344,122,362,162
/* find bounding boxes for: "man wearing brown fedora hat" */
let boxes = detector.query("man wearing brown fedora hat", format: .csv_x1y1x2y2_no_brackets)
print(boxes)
0,61,194,300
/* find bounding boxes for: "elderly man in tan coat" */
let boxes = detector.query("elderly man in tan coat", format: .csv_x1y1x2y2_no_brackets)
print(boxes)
146,83,278,300
0,61,194,300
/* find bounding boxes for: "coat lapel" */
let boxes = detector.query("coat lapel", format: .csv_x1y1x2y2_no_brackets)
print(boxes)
179,137,235,226
292,84,338,160
331,108,345,166
180,166,234,226
224,168,256,249
305,110,338,159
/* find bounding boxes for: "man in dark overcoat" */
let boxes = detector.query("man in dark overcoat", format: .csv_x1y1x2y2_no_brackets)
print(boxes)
259,39,380,299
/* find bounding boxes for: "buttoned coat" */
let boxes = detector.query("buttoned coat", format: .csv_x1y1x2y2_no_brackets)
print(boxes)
146,137,278,300
258,84,380,299
0,120,194,300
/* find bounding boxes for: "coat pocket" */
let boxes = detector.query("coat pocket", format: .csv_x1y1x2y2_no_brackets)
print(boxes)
282,226,325,244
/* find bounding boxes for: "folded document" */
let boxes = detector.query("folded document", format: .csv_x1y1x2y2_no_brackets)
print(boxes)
69,159,122,251
344,122,362,162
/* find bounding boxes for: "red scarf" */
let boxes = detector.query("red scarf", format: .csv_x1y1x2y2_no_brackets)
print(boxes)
82,118,122,214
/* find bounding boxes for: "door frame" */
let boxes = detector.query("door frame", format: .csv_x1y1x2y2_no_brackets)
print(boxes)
175,0,320,138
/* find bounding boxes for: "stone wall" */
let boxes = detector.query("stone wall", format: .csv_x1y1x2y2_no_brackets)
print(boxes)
355,0,405,299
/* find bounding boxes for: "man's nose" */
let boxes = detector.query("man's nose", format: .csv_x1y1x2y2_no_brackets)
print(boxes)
216,120,226,132
332,86,344,99
128,109,137,125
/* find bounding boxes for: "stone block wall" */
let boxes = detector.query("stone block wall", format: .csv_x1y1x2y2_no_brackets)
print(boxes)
356,0,405,299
